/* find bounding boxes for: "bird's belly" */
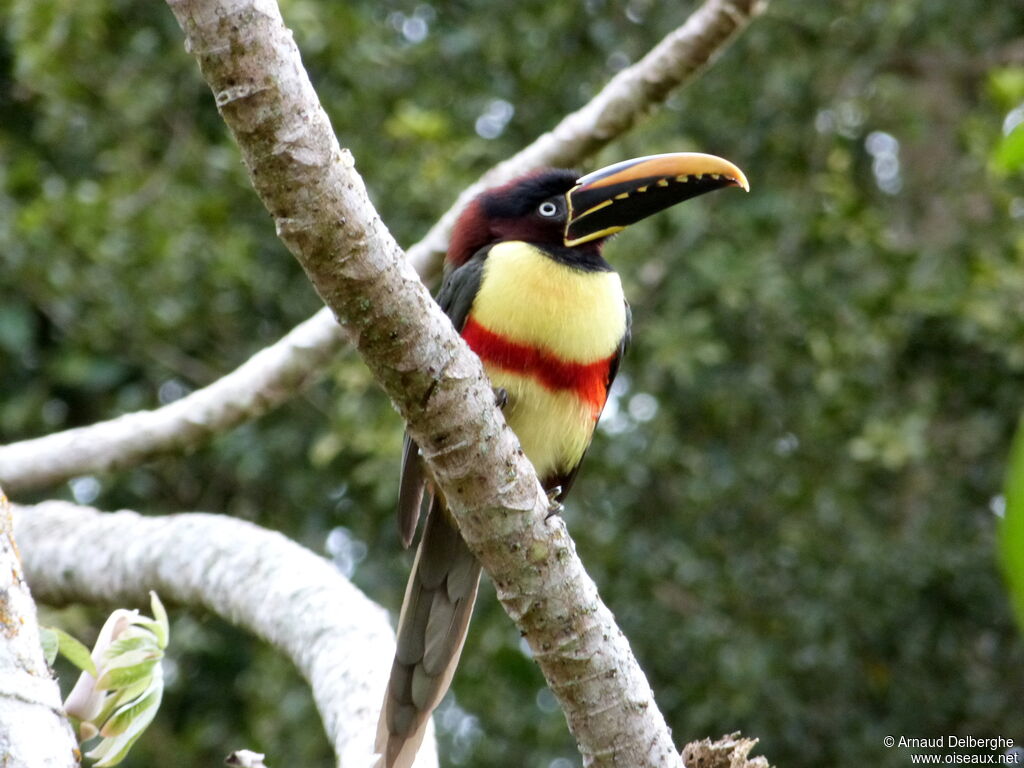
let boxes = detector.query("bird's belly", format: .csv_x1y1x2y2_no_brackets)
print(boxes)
483,366,598,481
461,242,627,482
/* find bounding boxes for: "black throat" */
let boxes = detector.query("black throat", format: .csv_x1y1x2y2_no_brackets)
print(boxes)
535,242,614,273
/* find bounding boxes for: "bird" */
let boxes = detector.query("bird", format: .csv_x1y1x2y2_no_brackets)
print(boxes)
375,152,749,768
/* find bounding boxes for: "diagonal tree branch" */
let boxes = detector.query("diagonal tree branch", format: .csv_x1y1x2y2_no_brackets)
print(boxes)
0,0,765,496
161,0,734,764
12,500,432,768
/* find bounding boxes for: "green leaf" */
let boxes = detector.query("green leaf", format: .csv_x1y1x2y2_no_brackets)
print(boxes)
1001,417,1024,631
105,633,155,657
141,592,169,649
94,655,158,691
88,685,163,767
987,67,1024,109
104,672,157,715
51,627,98,677
991,126,1024,175
99,679,162,738
102,644,160,669
39,626,59,667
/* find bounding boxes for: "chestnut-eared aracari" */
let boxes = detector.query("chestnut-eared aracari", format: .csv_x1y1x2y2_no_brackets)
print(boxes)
375,153,748,768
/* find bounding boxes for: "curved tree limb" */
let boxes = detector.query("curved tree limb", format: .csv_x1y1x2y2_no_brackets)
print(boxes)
15,501,775,768
12,500,436,768
0,311,344,496
0,0,766,496
162,0,707,763
0,492,79,768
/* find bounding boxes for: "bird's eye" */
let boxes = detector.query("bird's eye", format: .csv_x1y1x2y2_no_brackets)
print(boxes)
538,201,559,217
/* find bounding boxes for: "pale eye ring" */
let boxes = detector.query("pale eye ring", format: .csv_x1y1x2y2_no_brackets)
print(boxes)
538,201,558,217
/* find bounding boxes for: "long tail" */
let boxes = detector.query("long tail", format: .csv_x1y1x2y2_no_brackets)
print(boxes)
375,496,482,768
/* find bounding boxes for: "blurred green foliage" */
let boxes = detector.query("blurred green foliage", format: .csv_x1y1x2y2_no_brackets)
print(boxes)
1003,421,1024,632
3,0,1024,766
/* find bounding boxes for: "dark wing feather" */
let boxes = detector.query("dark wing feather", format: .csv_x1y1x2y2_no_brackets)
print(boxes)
395,250,489,546
607,300,632,389
377,497,483,768
435,248,488,328
397,435,425,548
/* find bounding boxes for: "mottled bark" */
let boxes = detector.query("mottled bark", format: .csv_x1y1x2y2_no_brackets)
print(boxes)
0,491,79,767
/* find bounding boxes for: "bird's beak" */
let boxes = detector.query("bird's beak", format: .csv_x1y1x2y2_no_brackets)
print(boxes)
564,152,749,247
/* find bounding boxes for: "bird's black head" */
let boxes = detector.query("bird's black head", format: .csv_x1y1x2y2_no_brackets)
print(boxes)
446,154,749,269
447,169,579,269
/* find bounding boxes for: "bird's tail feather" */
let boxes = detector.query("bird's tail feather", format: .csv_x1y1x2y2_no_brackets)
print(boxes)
375,496,482,768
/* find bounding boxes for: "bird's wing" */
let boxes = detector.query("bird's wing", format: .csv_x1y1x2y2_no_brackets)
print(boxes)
607,299,632,389
396,435,426,549
436,251,487,331
396,251,488,547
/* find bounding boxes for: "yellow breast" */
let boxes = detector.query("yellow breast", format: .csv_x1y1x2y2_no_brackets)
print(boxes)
469,241,627,363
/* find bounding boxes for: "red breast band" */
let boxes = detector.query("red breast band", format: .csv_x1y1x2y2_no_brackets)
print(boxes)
461,316,612,418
